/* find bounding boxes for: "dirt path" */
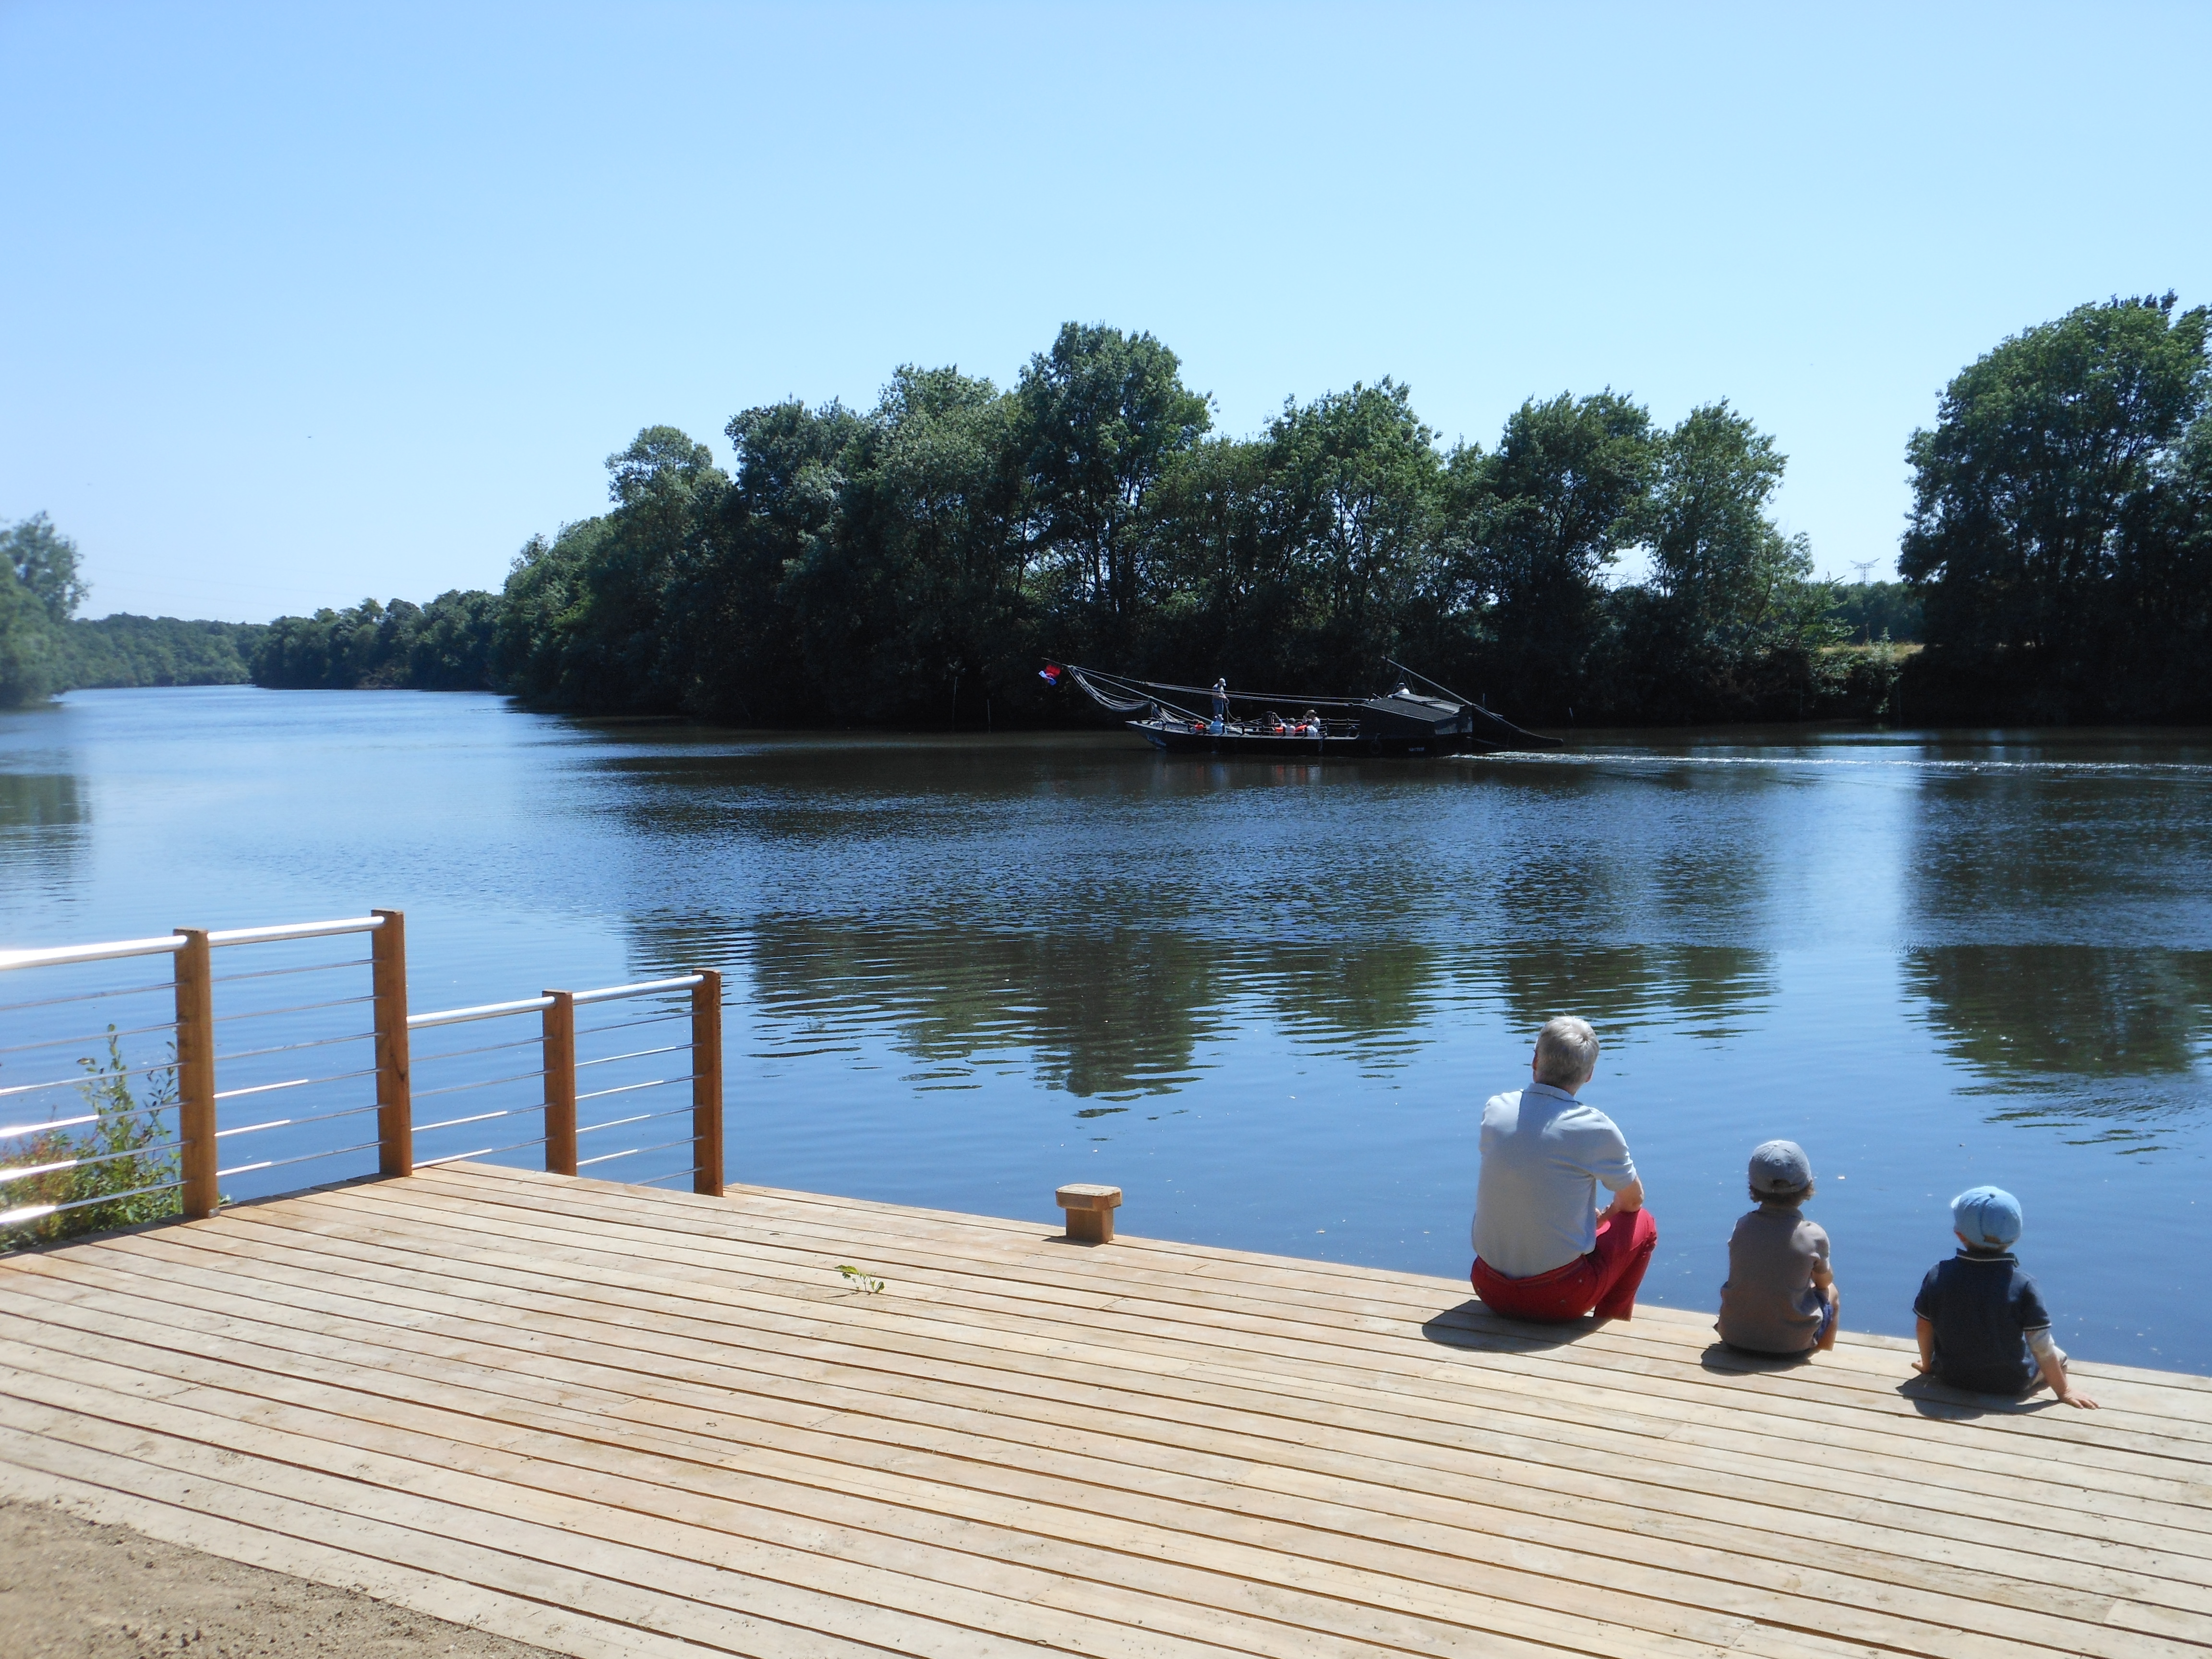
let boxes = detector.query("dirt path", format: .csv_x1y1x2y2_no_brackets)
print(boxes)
0,1500,564,1659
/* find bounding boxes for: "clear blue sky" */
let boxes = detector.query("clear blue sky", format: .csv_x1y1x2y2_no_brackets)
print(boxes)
5,2,2207,622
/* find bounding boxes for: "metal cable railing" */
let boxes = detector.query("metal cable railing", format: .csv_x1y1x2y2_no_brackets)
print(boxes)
405,972,722,1192
0,916,402,1235
0,911,725,1243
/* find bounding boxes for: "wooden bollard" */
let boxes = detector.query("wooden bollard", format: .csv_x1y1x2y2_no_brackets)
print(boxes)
1057,1183,1122,1244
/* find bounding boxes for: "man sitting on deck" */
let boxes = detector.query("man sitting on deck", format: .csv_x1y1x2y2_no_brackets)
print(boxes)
1469,1017,1658,1322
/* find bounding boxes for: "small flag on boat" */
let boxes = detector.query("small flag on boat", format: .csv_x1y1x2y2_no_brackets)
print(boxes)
1039,663,1064,685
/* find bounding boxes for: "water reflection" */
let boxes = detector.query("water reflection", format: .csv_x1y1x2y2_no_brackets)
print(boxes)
0,772,87,897
632,908,1780,1102
1902,753,2212,1148
1477,944,1775,1041
1904,946,2212,1152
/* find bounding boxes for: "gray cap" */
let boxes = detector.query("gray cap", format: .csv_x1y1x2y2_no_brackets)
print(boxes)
1749,1139,1812,1195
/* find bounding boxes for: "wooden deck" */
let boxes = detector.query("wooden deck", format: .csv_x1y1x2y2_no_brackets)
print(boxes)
0,1165,2207,1659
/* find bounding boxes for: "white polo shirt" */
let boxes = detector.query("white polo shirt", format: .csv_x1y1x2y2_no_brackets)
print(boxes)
1470,1082,1638,1279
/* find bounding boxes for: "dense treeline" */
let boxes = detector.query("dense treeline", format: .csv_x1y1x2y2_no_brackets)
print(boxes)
468,326,1866,728
13,295,2207,724
62,614,266,687
251,591,498,690
366,298,2212,726
1833,581,1921,644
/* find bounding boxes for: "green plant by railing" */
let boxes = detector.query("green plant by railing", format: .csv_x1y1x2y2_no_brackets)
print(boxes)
0,1027,181,1250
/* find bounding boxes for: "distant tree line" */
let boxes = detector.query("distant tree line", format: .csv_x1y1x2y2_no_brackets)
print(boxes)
251,590,498,691
10,294,2205,724
0,517,265,701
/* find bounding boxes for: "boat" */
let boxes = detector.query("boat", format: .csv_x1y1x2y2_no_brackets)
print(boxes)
1049,660,1561,757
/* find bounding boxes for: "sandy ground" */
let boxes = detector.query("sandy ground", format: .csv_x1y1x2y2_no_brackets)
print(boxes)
0,1500,564,1659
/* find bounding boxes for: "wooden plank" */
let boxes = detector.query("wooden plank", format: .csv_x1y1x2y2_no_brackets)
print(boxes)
24,1224,2212,1609
412,1166,2212,1437
20,1245,2207,1636
15,1244,2207,1645
48,1221,2212,1601
234,1187,2212,1519
0,1421,927,1659
0,1351,1807,1659
6,1166,2209,1659
0,1297,2192,1659
373,1175,2212,1467
0,1393,1241,1659
0,1370,1622,1659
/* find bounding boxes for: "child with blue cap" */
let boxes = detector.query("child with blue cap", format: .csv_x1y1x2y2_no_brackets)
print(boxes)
1911,1186,2098,1407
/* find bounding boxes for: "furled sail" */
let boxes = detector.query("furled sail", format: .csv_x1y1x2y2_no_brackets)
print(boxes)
1069,668,1155,715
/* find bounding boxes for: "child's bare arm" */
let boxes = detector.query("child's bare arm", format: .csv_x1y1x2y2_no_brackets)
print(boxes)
1912,1316,1935,1374
2033,1336,2099,1409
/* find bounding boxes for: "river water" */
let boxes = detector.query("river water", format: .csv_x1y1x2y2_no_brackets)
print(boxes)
4,687,2209,1370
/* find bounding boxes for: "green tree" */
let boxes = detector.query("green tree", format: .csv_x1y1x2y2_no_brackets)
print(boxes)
1644,401,1836,677
1833,581,1923,643
2,513,88,623
1258,380,1444,683
679,400,867,721
1017,324,1210,657
0,565,62,706
1899,293,2212,706
0,513,85,707
805,367,1038,723
1459,391,1655,714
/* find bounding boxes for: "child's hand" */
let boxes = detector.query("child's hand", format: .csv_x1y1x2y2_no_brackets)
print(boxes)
1911,1358,1932,1374
2057,1388,2101,1409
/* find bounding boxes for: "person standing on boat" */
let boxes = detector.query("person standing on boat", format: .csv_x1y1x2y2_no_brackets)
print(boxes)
1468,1017,1657,1323
1210,678,1229,734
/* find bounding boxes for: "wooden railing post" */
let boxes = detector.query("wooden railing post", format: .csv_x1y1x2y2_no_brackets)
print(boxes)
370,909,412,1178
691,970,723,1197
542,990,577,1176
173,929,218,1220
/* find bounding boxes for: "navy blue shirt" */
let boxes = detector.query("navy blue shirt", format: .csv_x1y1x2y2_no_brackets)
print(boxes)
1913,1248,2050,1394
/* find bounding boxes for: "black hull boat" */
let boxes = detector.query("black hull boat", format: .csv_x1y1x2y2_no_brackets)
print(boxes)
1051,662,1560,758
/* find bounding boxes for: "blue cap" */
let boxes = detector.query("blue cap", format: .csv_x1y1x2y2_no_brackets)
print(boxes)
1950,1185,2022,1249
1749,1140,1812,1195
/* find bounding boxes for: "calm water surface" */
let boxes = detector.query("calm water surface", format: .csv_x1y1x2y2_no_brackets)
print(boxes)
5,688,2210,1370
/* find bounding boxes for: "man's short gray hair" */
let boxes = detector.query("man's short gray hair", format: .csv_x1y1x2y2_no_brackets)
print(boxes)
1533,1016,1600,1086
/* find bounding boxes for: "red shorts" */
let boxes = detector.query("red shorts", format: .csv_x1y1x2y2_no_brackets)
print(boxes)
1471,1207,1659,1322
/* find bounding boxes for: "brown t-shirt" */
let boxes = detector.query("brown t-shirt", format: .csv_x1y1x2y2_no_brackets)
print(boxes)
1716,1203,1831,1353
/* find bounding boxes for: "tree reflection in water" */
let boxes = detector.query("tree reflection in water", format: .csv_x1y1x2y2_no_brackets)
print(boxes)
1904,947,2212,1150
0,772,87,901
1902,743,2212,1150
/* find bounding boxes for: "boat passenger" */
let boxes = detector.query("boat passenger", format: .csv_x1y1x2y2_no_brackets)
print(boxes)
1469,1017,1657,1324
1299,709,1323,736
1210,679,1228,735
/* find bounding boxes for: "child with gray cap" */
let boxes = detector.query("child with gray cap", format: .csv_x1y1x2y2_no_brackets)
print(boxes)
1912,1186,2098,1408
1716,1140,1839,1356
